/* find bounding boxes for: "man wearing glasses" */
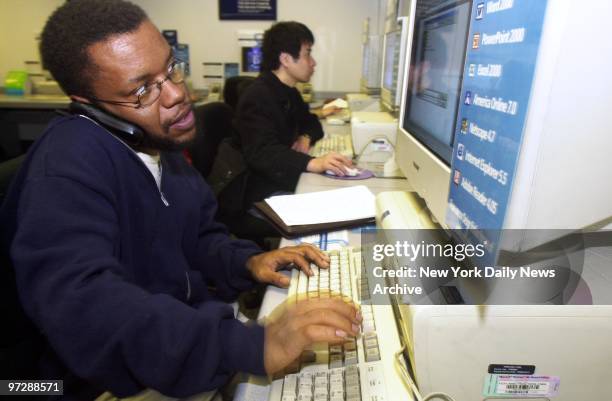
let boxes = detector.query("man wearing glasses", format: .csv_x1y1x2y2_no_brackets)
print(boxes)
0,1,359,400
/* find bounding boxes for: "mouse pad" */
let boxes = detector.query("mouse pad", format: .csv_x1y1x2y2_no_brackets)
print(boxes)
323,169,374,180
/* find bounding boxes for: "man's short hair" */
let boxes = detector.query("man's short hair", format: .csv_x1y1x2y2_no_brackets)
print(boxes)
40,0,148,98
261,21,314,72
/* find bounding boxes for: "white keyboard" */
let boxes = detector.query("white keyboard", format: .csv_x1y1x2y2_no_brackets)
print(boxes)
266,247,412,401
310,135,354,159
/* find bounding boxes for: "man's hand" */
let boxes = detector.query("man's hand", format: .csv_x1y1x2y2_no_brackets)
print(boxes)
246,244,330,288
320,106,342,118
264,297,362,375
291,135,312,154
306,152,353,176
312,106,342,119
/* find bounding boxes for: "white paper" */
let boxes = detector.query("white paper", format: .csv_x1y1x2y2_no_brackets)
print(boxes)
265,185,375,226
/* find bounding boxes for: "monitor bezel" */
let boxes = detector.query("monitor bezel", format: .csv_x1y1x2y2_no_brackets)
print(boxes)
400,0,473,166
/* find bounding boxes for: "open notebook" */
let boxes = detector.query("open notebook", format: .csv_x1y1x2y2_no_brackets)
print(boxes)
254,185,376,238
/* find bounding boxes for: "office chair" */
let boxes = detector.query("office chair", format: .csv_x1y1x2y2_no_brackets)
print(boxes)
222,76,256,110
189,102,234,178
188,102,279,249
0,154,25,204
0,154,45,379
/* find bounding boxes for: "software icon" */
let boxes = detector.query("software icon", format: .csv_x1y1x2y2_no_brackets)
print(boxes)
464,91,472,105
476,3,485,20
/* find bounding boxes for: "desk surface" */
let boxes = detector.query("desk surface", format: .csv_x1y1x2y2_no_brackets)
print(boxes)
265,120,412,311
296,172,412,195
0,94,70,109
233,117,415,401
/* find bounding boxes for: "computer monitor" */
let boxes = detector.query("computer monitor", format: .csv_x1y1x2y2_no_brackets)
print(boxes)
360,35,382,95
382,31,400,93
241,46,262,73
396,0,612,249
386,1,612,398
396,0,471,227
380,26,408,113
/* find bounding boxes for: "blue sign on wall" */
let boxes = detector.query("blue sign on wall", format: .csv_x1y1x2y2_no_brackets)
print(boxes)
445,0,548,264
219,0,277,20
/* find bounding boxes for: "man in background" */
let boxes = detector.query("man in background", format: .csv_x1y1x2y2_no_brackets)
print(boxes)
231,21,353,213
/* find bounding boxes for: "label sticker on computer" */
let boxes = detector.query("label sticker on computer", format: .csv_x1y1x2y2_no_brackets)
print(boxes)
488,364,535,375
483,374,560,398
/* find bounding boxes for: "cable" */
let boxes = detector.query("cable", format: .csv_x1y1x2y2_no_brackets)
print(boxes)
394,346,457,401
394,347,423,401
422,393,456,401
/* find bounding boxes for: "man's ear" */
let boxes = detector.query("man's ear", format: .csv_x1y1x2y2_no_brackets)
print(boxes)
70,95,91,104
278,52,293,68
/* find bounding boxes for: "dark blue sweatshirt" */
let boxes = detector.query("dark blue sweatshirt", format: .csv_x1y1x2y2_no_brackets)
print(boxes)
0,115,266,399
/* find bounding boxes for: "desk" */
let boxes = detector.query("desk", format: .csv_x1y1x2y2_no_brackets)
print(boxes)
0,94,70,160
259,167,411,321
232,122,415,401
0,94,70,109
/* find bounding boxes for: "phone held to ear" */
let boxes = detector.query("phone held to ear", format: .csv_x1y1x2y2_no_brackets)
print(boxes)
67,101,145,145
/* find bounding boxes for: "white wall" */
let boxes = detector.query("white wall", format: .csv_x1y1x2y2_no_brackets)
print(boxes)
0,0,382,92
0,0,64,83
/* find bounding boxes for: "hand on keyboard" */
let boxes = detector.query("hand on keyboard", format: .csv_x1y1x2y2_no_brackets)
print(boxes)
263,297,362,375
246,244,331,288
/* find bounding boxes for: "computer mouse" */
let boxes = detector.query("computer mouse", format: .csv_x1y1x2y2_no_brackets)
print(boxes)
345,167,360,177
325,167,360,177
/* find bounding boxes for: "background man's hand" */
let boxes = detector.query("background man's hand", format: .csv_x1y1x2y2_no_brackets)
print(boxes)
307,152,353,176
264,297,361,375
312,106,343,119
321,106,342,118
246,244,330,288
291,135,312,154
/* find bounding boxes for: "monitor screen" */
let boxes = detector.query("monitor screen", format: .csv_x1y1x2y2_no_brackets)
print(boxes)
402,0,471,164
241,46,262,73
383,30,401,92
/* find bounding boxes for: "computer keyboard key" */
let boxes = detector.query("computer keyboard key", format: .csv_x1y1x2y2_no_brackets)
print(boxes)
330,378,343,390
314,377,327,388
344,350,358,366
330,345,342,354
343,340,357,352
346,365,359,376
365,347,381,362
329,353,343,369
362,321,375,333
283,374,297,392
346,372,360,385
346,385,361,397
364,337,378,349
298,383,312,393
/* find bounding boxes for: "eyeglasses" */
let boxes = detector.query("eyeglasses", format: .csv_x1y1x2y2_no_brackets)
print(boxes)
91,59,187,109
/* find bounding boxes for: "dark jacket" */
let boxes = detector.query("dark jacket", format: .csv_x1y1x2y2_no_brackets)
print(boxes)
0,115,265,400
233,71,324,206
